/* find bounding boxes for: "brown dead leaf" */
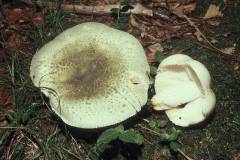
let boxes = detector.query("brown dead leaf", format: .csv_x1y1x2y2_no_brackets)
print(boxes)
131,3,153,16
130,14,139,28
19,7,34,23
169,2,196,16
148,43,164,54
221,46,236,55
103,0,118,4
204,4,223,19
137,36,144,46
7,34,21,50
0,95,12,107
145,43,164,63
3,8,23,23
3,7,34,24
81,0,118,5
33,12,45,27
231,153,240,160
145,48,155,63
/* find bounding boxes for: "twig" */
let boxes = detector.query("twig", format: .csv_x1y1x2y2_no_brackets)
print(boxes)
142,118,150,123
178,148,194,160
139,125,162,136
20,0,153,16
181,15,228,56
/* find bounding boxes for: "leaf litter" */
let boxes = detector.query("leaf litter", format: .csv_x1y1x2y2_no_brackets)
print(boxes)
0,0,240,159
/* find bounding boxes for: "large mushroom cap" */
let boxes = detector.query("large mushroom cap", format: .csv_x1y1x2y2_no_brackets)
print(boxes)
151,54,216,127
30,22,150,129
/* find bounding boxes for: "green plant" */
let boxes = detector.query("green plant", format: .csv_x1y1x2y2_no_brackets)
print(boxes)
160,127,181,152
146,120,182,152
111,0,133,31
97,125,144,147
30,6,65,50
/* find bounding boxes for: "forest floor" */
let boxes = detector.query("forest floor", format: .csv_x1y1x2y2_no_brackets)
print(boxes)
0,0,240,160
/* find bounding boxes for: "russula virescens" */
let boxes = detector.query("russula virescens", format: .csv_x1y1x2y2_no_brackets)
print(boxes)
151,54,216,127
30,22,150,129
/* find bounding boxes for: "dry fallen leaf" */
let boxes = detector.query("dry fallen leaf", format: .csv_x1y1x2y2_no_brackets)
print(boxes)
146,43,164,63
32,12,45,27
145,48,155,63
231,153,240,160
3,8,23,22
132,3,153,16
148,43,164,54
204,4,223,19
7,34,21,50
221,46,236,55
169,2,196,16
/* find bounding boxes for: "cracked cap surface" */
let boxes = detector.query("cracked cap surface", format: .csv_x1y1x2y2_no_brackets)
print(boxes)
30,22,150,128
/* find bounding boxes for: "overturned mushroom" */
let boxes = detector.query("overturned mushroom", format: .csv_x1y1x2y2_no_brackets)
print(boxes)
151,54,216,127
30,22,150,129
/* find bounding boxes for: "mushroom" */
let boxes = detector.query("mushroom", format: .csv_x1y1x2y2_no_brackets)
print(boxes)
30,22,150,129
151,54,216,127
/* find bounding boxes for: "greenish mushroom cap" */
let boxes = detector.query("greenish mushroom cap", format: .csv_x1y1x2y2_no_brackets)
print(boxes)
30,22,150,129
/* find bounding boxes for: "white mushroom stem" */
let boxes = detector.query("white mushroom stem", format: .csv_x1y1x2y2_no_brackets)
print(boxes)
151,54,216,127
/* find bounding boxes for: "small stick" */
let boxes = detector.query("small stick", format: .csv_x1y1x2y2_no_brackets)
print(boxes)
142,118,150,123
20,0,153,16
177,148,194,160
182,15,228,56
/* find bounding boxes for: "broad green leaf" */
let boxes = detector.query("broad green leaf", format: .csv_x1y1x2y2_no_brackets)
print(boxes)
169,141,180,152
160,133,170,141
97,125,124,146
160,127,181,141
149,120,167,129
156,120,168,128
168,127,181,141
149,120,157,129
118,129,144,145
